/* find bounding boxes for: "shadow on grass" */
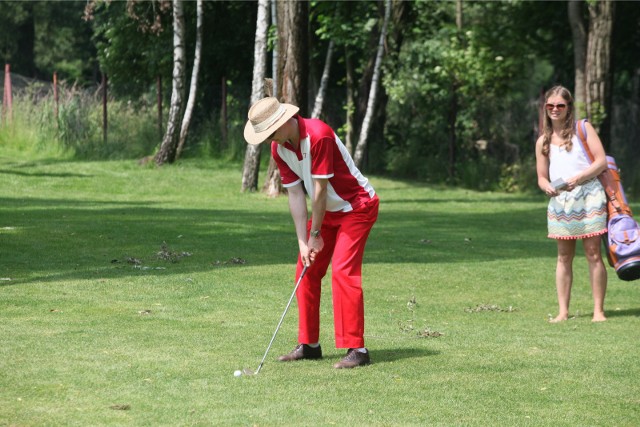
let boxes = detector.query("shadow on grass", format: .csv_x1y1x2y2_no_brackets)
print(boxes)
369,347,440,363
0,169,91,178
1,194,552,285
605,307,640,318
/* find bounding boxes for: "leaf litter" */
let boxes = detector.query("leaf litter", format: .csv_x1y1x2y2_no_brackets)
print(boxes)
398,296,444,339
110,242,192,270
464,304,517,313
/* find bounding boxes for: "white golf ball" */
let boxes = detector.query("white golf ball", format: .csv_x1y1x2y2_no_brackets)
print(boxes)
233,370,242,377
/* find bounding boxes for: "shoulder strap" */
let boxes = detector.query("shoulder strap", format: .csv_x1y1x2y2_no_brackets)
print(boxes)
576,119,624,215
575,119,595,163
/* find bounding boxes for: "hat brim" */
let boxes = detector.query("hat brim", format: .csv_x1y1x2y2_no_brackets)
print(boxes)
244,103,300,145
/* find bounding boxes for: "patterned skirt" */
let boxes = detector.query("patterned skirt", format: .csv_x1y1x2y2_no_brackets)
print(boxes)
547,178,607,240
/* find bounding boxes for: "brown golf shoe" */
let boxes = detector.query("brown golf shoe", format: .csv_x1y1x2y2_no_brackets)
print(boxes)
278,344,323,362
333,348,371,369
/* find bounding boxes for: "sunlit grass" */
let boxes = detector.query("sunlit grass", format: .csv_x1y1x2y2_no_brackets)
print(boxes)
1,156,639,426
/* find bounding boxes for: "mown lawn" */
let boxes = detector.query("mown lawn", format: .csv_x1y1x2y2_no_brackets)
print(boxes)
1,152,639,426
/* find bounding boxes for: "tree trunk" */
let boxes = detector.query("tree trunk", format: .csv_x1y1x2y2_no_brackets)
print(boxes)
176,0,203,160
271,0,278,96
448,0,463,180
241,0,270,192
568,0,587,118
448,83,458,180
17,2,35,78
276,1,308,110
263,0,308,197
155,0,186,166
586,0,615,151
344,47,355,154
157,75,163,139
353,0,391,169
311,39,334,119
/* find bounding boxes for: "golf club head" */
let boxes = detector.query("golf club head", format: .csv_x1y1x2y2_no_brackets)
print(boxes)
242,368,256,376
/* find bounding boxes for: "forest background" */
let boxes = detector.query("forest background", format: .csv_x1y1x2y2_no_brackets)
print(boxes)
1,0,639,196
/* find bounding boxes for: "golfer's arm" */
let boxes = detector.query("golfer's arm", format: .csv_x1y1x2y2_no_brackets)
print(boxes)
310,178,328,233
287,183,309,244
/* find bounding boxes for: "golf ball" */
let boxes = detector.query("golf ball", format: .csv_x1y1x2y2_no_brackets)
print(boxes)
234,370,242,377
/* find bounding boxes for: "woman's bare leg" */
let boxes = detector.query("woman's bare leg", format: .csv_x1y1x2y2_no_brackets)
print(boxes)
583,235,607,322
551,239,576,323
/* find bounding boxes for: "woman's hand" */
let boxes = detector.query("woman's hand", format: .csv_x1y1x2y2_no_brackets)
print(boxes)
564,175,581,191
544,183,559,198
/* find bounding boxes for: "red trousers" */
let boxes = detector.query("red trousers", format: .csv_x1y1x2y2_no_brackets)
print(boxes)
295,196,379,349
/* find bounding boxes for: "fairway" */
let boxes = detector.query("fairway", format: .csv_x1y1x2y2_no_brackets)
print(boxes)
1,154,639,426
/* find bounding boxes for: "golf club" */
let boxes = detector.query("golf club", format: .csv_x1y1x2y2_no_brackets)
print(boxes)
241,264,308,376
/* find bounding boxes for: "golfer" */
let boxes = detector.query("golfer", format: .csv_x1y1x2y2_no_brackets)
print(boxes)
244,97,379,369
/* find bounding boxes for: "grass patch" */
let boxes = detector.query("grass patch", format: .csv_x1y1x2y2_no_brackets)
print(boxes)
1,154,639,426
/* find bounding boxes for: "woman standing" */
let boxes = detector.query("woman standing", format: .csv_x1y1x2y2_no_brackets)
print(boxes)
535,85,608,322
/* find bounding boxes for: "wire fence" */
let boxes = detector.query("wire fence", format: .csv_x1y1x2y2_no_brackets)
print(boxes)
1,65,254,160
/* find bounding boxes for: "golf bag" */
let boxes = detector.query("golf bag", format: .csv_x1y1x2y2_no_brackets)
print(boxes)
576,119,640,281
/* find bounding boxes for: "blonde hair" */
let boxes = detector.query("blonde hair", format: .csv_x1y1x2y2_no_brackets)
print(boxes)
541,85,575,156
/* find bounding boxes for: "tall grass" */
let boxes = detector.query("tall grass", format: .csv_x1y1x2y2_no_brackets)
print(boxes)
1,79,256,165
1,82,162,161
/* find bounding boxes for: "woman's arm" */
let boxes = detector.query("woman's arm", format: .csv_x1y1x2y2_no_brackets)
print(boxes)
535,135,558,197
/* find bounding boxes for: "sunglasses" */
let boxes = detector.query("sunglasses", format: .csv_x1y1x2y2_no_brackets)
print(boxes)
545,103,568,111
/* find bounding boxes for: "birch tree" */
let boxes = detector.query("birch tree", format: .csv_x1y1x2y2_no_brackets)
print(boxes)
311,39,334,119
175,0,203,160
241,0,269,192
271,0,278,96
353,0,391,169
155,0,186,165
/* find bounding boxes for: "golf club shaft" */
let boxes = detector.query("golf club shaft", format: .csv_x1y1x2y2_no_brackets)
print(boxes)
255,265,308,374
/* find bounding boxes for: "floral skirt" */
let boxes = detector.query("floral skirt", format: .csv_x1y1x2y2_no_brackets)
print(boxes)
547,178,607,240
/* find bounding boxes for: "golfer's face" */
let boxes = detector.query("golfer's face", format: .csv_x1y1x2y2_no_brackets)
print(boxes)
267,125,285,145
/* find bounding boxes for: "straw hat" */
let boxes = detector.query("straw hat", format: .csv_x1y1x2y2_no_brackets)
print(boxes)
244,97,299,145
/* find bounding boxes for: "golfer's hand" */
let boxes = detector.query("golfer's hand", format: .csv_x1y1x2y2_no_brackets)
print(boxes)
308,235,324,259
299,236,323,267
299,244,313,267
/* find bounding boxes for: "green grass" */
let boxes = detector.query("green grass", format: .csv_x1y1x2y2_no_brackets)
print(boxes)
1,148,639,426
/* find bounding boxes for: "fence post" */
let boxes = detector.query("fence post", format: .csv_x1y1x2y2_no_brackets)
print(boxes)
157,75,163,139
2,64,12,125
101,72,107,144
220,76,227,149
53,71,59,124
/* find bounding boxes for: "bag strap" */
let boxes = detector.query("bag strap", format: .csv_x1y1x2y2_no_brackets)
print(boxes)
575,119,594,163
576,119,622,214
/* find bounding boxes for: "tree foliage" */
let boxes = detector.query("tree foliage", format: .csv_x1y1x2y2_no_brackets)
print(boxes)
383,1,536,187
1,0,639,194
88,0,173,98
0,1,95,81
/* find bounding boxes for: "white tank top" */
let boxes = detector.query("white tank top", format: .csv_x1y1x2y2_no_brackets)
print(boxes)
548,135,591,181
